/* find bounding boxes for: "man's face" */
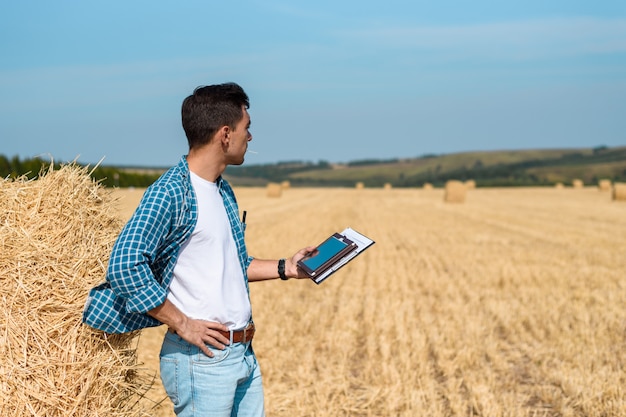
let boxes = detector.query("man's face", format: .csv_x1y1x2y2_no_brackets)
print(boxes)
227,107,252,165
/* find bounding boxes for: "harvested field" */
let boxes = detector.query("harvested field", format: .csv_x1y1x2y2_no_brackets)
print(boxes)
111,186,626,417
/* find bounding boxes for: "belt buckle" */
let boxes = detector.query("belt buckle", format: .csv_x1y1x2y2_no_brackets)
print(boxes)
242,322,254,343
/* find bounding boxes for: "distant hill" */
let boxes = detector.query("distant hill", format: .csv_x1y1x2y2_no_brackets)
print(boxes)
224,146,626,187
2,146,625,187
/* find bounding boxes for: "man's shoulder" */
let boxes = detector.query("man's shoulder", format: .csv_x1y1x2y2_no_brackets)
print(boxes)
146,157,191,198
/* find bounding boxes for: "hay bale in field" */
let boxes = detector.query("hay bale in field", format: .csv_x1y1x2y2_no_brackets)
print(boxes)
266,182,283,197
598,179,611,191
464,179,476,189
383,183,392,190
355,182,364,189
280,180,291,189
572,179,584,188
613,183,626,201
444,180,466,203
555,182,564,189
423,182,433,190
0,164,151,416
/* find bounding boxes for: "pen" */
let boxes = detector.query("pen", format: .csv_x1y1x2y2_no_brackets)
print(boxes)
242,210,247,224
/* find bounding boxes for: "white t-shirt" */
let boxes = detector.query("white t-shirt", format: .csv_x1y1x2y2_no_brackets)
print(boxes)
167,172,251,330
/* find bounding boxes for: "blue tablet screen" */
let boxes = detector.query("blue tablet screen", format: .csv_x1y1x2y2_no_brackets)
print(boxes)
302,236,348,271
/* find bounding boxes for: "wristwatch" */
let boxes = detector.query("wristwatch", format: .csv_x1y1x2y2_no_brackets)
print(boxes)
278,258,288,280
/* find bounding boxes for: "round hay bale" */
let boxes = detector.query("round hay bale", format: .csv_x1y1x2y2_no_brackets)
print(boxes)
423,183,433,190
613,183,626,201
444,180,466,203
572,179,584,188
0,164,151,416
383,183,392,190
355,182,364,189
464,179,476,189
280,180,291,190
266,182,283,198
555,182,564,189
598,179,611,191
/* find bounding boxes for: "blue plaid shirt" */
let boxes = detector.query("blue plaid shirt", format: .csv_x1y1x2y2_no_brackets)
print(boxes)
82,156,252,334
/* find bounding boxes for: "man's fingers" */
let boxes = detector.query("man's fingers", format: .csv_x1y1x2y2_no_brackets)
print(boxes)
197,335,226,357
181,319,233,356
212,332,231,346
199,344,214,357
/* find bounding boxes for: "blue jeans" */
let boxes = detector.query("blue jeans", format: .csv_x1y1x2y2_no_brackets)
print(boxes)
159,331,265,417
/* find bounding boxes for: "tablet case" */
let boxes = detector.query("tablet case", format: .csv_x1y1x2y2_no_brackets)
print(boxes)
297,233,357,278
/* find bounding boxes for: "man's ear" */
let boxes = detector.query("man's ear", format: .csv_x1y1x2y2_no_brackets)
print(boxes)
218,125,231,147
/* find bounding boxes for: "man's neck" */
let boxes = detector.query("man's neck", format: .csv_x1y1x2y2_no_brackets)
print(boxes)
186,147,226,183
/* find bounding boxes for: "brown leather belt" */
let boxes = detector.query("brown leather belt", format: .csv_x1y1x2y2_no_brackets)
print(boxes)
168,322,255,344
223,322,255,344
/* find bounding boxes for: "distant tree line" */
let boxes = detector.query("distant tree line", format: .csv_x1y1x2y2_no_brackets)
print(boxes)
347,158,399,167
395,147,626,188
224,160,332,182
0,155,161,187
2,147,625,188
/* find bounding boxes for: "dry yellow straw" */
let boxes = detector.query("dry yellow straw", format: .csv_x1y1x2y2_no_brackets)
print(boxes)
266,182,283,198
444,180,466,203
0,163,153,417
613,183,626,201
572,179,584,188
598,179,611,191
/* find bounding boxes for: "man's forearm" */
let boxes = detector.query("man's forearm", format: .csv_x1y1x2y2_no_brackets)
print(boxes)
247,258,289,281
147,298,187,331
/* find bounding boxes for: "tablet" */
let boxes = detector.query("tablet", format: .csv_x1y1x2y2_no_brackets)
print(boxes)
297,233,357,277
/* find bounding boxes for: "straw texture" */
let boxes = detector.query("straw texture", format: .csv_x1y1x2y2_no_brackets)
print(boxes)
444,180,466,203
598,179,611,191
0,164,152,416
266,182,283,198
613,182,626,201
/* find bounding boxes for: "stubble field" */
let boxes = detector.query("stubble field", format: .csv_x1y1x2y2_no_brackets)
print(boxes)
111,186,626,417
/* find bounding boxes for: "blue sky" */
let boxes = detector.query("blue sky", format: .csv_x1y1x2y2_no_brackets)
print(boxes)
1,1,625,167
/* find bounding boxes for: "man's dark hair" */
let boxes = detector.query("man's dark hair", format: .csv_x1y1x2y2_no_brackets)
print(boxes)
181,82,250,150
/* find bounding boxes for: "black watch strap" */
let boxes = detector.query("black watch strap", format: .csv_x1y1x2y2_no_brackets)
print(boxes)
278,258,288,280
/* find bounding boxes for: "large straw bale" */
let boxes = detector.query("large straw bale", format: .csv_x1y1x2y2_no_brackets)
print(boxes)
266,182,283,198
464,179,476,189
444,180,466,203
423,183,433,190
598,179,611,191
572,178,584,188
0,164,152,417
355,182,364,189
383,183,392,190
280,180,291,189
613,182,626,201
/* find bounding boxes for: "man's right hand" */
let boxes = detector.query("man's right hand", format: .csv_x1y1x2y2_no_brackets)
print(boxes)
174,316,231,357
148,299,230,357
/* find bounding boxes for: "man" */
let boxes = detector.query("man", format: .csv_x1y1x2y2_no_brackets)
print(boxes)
83,82,315,417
